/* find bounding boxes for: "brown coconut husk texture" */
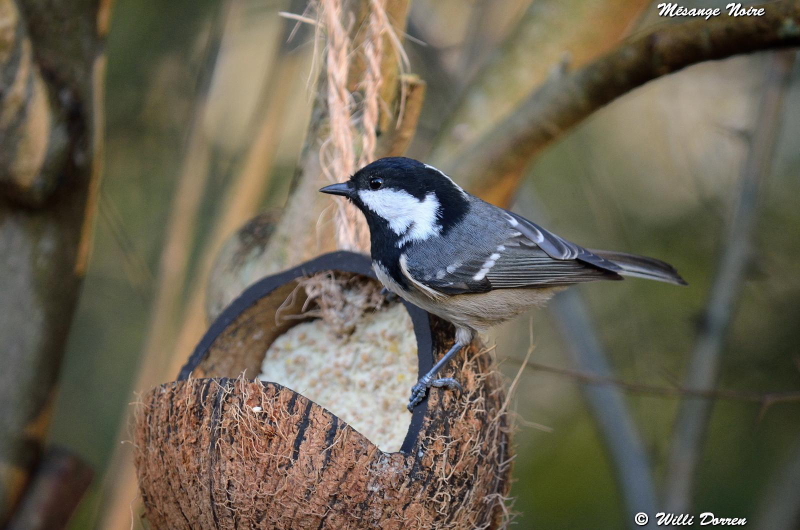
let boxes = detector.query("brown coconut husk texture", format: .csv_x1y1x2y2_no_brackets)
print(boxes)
133,252,513,529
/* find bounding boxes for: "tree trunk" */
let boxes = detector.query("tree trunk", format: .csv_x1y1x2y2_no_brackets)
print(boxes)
0,0,108,524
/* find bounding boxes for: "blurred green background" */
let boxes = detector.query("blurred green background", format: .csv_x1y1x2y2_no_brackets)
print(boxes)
46,0,800,527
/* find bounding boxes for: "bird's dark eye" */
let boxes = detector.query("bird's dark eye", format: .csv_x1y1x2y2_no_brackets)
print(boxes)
369,177,384,190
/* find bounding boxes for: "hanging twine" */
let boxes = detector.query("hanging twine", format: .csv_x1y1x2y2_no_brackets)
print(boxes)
316,0,401,252
358,0,384,168
289,0,405,328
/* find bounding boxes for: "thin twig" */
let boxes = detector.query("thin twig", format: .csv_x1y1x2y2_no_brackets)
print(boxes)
278,11,320,27
506,357,800,411
444,2,800,207
663,49,796,515
498,319,536,419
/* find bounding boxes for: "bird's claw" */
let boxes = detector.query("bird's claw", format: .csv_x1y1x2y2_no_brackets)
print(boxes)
431,377,463,393
407,377,463,411
407,382,427,411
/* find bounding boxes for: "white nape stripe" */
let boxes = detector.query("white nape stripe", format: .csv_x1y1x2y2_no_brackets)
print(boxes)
424,163,468,197
358,189,442,245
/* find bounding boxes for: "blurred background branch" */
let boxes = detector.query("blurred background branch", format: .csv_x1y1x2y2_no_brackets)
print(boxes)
663,49,796,516
426,0,650,167
755,435,800,530
0,0,69,206
508,358,800,408
514,192,659,528
0,0,108,524
443,1,800,206
552,290,660,527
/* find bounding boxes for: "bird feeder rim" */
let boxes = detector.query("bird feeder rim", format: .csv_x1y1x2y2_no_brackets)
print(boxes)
177,250,434,455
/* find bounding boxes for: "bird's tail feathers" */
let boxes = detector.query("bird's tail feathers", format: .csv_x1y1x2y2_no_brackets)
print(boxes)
590,249,687,286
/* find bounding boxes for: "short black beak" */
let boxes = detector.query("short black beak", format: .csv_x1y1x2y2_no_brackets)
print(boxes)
319,182,353,197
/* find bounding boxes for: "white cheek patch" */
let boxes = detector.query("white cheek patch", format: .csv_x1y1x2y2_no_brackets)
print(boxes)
358,188,442,245
359,188,420,234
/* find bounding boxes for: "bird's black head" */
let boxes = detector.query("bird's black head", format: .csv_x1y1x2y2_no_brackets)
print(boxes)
319,157,470,252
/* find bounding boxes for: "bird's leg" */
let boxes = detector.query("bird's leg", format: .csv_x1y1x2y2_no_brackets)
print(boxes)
407,341,465,411
380,287,399,303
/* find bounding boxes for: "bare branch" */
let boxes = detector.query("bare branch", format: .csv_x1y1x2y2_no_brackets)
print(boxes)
663,49,796,515
378,74,426,157
549,290,660,527
507,357,800,410
0,0,106,522
427,0,650,172
443,2,800,206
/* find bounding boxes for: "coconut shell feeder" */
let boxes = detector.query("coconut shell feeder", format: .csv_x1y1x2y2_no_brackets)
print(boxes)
134,251,512,529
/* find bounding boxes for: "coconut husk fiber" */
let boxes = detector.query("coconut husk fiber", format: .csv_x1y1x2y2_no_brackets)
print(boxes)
134,251,513,529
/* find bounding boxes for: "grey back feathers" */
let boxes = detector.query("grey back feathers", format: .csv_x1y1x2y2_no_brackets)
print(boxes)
403,195,686,295
405,197,624,295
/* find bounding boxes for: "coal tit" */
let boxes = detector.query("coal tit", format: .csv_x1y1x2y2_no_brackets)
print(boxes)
320,157,686,410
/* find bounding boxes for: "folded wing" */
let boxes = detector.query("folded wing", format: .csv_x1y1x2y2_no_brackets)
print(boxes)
406,221,622,296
